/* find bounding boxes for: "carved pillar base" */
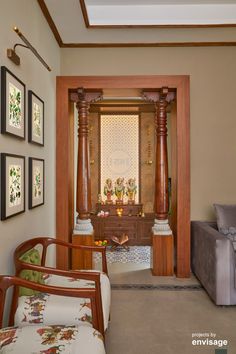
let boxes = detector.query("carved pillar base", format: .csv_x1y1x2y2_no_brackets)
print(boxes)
74,218,93,235
152,219,173,276
152,219,172,235
72,219,94,270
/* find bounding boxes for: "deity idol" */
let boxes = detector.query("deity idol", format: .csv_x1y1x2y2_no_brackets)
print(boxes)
126,178,137,204
114,177,125,204
104,178,113,204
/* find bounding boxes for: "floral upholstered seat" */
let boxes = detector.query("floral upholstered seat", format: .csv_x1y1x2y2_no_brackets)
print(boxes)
0,325,105,354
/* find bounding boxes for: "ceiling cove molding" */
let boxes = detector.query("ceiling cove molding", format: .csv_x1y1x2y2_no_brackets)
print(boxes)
80,0,236,29
61,42,236,48
37,0,236,48
38,0,63,46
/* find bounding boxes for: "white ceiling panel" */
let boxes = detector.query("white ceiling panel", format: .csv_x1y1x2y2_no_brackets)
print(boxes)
86,0,236,5
86,4,236,26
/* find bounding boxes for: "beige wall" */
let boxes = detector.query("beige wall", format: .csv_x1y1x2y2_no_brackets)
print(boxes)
61,46,236,220
0,0,60,275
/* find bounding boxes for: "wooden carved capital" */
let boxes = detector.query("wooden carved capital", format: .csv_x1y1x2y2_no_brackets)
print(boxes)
70,87,103,105
142,87,175,104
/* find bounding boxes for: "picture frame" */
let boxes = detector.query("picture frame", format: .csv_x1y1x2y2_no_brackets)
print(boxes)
29,157,45,209
28,90,44,145
1,153,25,220
1,66,25,139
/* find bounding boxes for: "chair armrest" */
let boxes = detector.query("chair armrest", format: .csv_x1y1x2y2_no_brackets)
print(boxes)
14,237,108,275
75,245,108,275
16,262,101,282
13,264,104,333
0,275,101,334
53,240,108,275
191,221,236,305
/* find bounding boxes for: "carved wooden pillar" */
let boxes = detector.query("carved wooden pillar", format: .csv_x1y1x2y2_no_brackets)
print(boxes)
143,87,175,276
70,88,102,269
154,88,171,229
76,90,91,224
71,88,102,233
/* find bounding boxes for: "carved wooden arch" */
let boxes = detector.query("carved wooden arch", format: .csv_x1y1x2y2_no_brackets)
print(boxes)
56,75,190,278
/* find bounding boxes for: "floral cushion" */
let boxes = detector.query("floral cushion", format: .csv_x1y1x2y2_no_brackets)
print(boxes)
46,272,111,330
15,293,93,328
0,325,105,354
15,273,111,331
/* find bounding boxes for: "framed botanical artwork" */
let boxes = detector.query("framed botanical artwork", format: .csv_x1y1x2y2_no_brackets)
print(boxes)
1,66,25,139
1,153,25,220
29,157,45,209
28,90,44,145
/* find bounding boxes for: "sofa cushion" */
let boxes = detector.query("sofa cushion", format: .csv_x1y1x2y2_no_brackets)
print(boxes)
220,227,236,251
214,204,236,231
19,248,45,296
214,204,236,251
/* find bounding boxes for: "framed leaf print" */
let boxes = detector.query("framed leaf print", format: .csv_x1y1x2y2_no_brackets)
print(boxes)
29,158,44,209
28,91,44,145
1,66,25,139
1,153,25,220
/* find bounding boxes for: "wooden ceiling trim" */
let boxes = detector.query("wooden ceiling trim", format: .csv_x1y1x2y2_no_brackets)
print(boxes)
37,0,63,46
61,41,236,48
79,0,90,28
89,24,236,29
38,0,236,48
86,23,236,29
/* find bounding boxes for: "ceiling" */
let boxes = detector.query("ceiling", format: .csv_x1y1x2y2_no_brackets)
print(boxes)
85,0,236,3
38,0,236,47
84,0,236,26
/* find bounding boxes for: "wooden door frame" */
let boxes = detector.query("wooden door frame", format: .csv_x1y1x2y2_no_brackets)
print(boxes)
56,75,190,277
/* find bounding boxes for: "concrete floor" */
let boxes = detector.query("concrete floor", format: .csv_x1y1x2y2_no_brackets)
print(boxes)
101,262,236,354
108,263,200,286
106,288,236,354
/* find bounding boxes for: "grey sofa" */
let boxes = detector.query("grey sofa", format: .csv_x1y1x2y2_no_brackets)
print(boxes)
191,221,236,305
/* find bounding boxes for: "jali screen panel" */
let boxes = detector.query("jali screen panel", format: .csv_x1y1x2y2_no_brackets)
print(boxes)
100,114,139,203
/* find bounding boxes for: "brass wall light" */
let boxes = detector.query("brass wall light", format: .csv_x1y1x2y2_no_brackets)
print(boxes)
7,27,51,71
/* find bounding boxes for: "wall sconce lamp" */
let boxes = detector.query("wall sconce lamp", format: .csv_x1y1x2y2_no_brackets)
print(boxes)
7,27,51,71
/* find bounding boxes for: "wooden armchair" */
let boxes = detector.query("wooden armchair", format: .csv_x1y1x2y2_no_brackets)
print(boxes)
12,237,110,337
0,275,106,354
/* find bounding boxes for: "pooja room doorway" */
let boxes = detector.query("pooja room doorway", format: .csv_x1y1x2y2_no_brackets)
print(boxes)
56,75,190,278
